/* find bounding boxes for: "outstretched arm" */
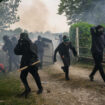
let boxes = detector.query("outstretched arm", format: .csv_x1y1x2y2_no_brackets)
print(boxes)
53,46,59,62
69,42,77,57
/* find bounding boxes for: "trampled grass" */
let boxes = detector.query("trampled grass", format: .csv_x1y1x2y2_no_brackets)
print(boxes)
0,73,40,105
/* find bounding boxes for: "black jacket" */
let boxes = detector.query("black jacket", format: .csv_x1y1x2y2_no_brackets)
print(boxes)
14,38,38,68
54,42,77,62
91,27,105,54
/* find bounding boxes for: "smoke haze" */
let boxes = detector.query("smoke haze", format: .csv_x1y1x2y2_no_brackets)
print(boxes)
10,0,69,32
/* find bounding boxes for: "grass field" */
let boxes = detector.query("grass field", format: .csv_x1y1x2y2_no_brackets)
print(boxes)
0,72,44,105
0,62,105,105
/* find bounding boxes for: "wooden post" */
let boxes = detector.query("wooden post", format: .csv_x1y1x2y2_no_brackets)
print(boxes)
76,27,79,56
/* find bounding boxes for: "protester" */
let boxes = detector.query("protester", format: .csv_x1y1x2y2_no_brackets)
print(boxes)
89,25,105,82
54,35,77,80
2,35,14,72
14,33,43,98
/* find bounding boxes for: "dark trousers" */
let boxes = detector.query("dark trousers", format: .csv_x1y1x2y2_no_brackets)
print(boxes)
64,66,69,78
90,53,105,82
20,66,42,91
62,56,70,79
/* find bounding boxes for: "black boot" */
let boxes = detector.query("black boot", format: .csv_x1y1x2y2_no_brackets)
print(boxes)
65,66,70,80
37,88,43,94
25,89,31,98
61,66,65,72
66,77,70,81
17,88,31,98
89,75,94,81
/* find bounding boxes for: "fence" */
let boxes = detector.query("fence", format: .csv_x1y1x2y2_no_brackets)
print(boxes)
75,27,105,61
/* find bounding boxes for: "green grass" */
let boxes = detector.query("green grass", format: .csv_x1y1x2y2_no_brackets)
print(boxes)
0,73,39,105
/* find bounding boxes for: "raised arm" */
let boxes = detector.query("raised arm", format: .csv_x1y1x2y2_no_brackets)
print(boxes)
90,27,96,36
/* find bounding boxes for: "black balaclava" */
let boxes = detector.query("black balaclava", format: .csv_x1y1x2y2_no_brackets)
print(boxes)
20,33,29,40
96,25,104,35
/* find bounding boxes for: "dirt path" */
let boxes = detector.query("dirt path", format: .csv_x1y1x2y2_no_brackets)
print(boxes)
27,63,105,105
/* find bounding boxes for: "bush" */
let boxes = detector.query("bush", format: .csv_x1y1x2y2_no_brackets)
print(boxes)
69,22,94,57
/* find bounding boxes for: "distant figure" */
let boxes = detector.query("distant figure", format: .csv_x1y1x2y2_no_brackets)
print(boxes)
11,36,18,48
2,35,14,72
14,33,43,98
11,36,20,68
34,36,45,69
89,25,105,82
54,35,77,80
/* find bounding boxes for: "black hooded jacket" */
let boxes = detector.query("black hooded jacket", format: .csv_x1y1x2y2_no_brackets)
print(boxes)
91,27,105,54
54,42,77,62
14,38,38,68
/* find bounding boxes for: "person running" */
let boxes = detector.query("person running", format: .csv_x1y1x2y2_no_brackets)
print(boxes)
54,35,77,80
89,25,105,82
14,33,43,98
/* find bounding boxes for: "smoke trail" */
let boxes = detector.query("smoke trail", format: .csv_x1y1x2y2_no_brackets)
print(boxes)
14,0,51,32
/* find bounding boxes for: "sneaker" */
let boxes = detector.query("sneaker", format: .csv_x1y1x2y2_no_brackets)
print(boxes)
25,89,31,98
65,77,70,81
37,88,43,94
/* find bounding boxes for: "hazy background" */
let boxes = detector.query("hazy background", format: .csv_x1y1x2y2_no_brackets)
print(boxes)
10,0,69,33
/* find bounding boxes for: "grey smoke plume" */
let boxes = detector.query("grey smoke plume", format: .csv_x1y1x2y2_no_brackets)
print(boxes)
16,0,51,32
86,1,105,25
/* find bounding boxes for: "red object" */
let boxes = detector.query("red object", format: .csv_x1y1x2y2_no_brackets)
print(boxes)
0,64,4,70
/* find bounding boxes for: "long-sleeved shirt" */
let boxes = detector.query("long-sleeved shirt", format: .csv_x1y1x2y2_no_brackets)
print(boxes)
54,42,77,61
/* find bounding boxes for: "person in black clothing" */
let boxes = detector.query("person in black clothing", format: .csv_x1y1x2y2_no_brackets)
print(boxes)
54,35,77,80
11,36,20,69
89,25,105,82
34,36,46,69
2,35,14,72
14,33,43,98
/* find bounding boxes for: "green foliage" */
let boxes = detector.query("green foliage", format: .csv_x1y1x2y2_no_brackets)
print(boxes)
0,0,21,30
0,74,38,105
58,0,105,25
70,22,94,56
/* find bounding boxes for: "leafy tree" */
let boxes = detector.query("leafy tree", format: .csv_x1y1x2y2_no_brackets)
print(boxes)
58,0,105,25
0,0,20,30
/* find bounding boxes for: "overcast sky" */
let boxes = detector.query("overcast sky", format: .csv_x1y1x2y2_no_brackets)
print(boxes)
10,0,69,33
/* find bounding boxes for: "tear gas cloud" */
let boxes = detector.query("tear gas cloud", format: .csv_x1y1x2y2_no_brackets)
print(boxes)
11,0,69,33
